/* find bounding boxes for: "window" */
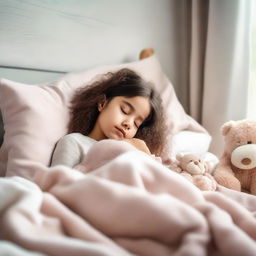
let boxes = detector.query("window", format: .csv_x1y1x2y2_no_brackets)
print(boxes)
247,0,256,119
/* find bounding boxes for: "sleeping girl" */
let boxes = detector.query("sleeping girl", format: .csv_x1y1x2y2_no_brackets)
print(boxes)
50,68,167,168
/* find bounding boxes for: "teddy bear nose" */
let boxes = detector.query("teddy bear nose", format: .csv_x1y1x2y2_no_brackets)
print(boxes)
241,158,251,165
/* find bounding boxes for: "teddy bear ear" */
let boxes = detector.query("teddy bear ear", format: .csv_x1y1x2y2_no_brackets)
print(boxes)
221,120,235,136
176,152,185,161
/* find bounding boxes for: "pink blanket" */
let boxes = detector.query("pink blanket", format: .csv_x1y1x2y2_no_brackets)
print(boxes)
1,140,256,256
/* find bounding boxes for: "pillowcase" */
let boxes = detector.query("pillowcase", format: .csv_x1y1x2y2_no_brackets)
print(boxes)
0,54,210,177
171,131,212,157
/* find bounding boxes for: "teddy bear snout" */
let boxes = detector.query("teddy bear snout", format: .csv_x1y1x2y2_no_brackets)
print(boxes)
187,162,204,175
241,158,251,165
231,144,256,169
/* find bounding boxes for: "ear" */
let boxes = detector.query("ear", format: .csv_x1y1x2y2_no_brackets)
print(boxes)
176,152,185,162
221,120,235,136
97,95,107,112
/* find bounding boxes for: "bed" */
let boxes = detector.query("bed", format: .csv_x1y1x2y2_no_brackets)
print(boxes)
1,2,256,256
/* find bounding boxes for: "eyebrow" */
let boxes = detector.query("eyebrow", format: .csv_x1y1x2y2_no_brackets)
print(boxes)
122,100,144,121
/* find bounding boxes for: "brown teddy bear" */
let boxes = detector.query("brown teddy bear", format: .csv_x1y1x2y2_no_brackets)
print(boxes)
213,119,256,195
170,153,217,191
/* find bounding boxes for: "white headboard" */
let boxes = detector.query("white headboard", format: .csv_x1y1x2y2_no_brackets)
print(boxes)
0,0,180,81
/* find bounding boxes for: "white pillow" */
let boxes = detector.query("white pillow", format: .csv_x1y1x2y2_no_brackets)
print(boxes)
171,131,212,158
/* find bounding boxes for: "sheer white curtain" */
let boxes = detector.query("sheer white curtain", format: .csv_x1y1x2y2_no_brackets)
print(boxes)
187,0,252,156
247,1,256,119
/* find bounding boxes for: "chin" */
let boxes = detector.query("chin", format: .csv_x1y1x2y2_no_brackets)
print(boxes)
111,136,123,140
108,134,123,140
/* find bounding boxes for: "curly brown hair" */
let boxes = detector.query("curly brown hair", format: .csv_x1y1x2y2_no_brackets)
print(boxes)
68,68,167,156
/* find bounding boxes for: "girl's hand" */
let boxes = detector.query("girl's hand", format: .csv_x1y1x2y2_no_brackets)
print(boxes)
124,138,151,155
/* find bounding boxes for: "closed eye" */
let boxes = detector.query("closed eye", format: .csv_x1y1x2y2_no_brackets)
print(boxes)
134,122,139,128
121,107,128,114
135,118,143,129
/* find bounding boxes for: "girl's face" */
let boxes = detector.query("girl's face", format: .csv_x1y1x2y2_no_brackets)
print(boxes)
89,96,151,140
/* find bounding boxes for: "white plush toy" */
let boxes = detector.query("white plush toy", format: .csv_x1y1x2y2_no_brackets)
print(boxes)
170,153,217,191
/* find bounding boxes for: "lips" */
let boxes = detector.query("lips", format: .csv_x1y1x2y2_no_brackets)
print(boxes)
115,127,125,138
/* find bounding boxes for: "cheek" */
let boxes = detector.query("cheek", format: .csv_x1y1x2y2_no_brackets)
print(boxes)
126,128,138,139
98,112,110,130
99,108,119,126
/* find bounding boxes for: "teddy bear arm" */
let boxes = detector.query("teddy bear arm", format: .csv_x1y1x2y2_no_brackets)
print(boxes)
250,173,256,195
193,175,216,191
215,161,234,173
168,163,182,173
214,163,235,181
205,173,218,190
214,164,241,191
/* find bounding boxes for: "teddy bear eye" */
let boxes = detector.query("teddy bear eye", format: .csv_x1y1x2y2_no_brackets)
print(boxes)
247,141,252,144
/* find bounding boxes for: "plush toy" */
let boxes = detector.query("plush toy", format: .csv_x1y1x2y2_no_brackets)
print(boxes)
213,119,256,195
170,153,217,191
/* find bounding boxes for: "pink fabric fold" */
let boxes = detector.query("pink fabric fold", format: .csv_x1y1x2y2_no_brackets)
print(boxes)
1,140,256,256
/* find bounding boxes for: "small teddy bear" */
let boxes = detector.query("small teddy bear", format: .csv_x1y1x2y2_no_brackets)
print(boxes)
170,153,217,191
213,119,256,195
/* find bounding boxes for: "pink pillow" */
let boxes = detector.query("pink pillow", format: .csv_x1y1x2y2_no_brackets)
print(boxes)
0,55,208,177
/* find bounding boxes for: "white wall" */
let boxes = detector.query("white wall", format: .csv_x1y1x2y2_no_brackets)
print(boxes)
0,1,181,83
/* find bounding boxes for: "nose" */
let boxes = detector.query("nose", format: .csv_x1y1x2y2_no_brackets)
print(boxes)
122,120,131,130
241,158,251,165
